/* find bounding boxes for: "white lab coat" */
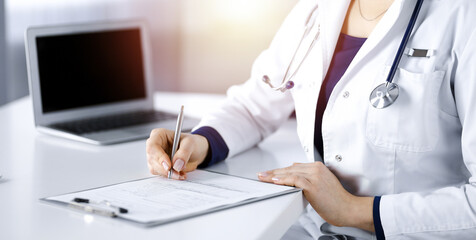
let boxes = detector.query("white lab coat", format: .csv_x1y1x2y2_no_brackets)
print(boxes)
195,0,476,239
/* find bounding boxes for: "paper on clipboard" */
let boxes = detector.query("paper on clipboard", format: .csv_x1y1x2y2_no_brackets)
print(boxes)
42,170,301,227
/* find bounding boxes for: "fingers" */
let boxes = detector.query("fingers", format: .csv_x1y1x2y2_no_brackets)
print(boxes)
146,128,173,176
258,171,311,189
257,162,316,188
147,128,205,180
171,136,195,172
147,161,156,175
146,144,170,176
147,151,186,180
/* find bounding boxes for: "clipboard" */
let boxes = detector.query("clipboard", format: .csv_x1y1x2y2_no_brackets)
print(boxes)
41,170,301,227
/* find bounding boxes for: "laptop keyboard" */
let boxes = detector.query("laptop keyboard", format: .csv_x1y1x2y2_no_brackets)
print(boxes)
51,110,176,134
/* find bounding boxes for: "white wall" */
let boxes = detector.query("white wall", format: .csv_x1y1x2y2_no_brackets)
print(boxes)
179,0,298,93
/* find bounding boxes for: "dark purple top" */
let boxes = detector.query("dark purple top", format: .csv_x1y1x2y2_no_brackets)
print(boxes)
314,33,366,157
192,33,385,240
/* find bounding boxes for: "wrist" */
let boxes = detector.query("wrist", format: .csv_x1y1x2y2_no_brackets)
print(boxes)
191,126,229,167
194,134,210,165
345,196,375,232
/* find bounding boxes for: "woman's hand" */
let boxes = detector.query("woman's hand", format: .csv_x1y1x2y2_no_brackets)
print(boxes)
146,128,209,180
258,162,375,232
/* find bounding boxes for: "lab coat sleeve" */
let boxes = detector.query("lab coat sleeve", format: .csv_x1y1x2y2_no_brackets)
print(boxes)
192,55,293,158
192,1,313,158
379,28,476,239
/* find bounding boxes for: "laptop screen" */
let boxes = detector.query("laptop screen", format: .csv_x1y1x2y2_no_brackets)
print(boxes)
36,28,146,114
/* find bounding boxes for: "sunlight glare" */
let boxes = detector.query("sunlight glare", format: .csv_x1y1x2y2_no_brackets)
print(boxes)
214,0,266,23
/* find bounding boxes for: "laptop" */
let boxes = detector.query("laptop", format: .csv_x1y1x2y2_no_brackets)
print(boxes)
25,20,198,145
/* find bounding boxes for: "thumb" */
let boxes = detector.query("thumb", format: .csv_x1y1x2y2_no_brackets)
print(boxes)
171,136,194,172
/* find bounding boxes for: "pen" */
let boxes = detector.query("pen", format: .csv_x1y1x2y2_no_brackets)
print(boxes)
169,105,185,179
73,197,128,214
68,201,118,218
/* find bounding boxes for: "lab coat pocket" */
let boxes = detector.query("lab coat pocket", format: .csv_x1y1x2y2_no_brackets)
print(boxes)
366,68,445,152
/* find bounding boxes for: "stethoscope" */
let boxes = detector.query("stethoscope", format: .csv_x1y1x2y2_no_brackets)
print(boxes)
262,4,320,92
263,0,424,109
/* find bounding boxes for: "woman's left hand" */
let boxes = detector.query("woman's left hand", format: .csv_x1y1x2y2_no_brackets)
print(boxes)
258,161,375,232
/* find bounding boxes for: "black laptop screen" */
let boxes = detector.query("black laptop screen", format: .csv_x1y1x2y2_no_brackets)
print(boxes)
36,28,146,114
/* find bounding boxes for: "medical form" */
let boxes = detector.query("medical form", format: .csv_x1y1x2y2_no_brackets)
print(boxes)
42,170,300,226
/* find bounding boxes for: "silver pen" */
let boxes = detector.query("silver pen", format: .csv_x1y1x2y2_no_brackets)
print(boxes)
168,105,184,179
68,201,117,218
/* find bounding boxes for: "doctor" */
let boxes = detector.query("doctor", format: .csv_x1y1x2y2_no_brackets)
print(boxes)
146,0,476,239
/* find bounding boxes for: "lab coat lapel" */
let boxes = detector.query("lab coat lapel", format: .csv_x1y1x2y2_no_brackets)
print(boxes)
319,0,351,79
293,0,350,162
339,0,407,83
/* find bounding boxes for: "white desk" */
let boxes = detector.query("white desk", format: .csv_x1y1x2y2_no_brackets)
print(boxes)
0,92,307,240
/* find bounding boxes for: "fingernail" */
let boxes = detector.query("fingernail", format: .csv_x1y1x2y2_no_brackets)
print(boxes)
162,161,169,171
272,177,280,182
173,159,185,172
179,175,186,180
258,172,268,177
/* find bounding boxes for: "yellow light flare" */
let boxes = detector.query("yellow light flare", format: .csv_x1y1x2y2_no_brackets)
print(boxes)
213,0,267,23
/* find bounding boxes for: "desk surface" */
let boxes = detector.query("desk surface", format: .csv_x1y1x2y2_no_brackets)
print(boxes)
0,92,307,240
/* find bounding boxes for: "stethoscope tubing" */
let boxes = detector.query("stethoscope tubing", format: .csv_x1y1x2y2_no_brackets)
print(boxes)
385,0,424,85
262,5,320,92
265,0,426,110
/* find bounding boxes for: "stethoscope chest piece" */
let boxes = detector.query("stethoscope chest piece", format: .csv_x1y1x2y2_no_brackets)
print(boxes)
262,75,295,92
367,0,424,109
369,82,399,109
